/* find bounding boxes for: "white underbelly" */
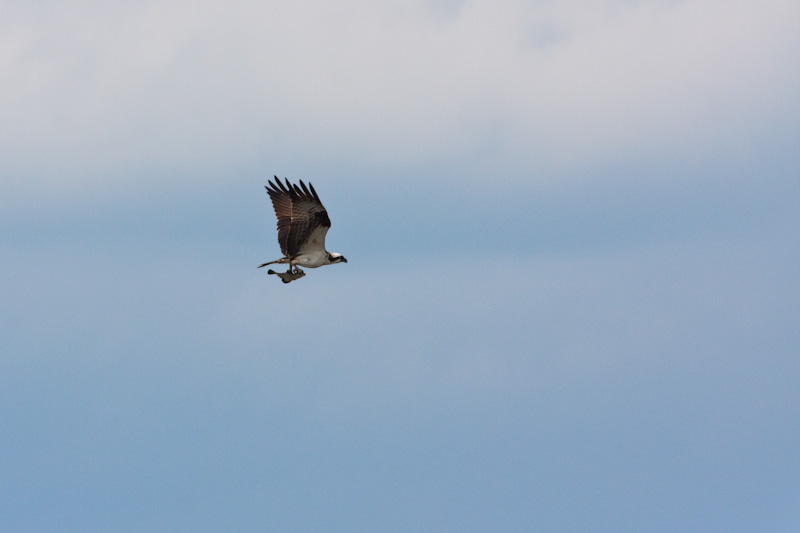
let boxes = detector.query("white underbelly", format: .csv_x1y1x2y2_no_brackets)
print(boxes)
294,251,327,268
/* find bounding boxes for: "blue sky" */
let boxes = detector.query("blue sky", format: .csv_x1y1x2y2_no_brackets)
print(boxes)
2,0,799,531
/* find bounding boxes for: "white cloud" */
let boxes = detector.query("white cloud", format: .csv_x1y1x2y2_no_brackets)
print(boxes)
1,0,798,202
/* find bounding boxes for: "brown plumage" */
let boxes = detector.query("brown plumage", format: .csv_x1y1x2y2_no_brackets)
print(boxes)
265,177,331,258
258,176,346,278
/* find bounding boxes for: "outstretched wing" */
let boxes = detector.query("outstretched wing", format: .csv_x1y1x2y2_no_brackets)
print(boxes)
265,176,331,258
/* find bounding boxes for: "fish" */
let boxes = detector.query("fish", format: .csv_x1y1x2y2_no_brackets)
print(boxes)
267,268,306,284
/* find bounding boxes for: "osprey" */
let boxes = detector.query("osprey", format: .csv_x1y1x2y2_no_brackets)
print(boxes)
258,176,347,282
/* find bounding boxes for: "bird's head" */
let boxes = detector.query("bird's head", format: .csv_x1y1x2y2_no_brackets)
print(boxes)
328,253,348,264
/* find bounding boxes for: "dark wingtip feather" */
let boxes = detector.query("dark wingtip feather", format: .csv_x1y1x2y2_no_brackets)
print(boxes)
267,176,323,202
270,177,287,194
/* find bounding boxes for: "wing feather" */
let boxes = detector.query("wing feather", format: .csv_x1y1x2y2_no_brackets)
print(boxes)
265,176,331,258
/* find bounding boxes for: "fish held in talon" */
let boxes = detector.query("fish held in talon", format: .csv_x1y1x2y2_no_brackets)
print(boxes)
266,268,306,284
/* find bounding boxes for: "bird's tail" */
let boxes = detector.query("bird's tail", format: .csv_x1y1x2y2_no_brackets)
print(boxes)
258,258,286,268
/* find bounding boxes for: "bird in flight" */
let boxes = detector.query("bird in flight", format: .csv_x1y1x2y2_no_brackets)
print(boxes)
258,176,347,283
